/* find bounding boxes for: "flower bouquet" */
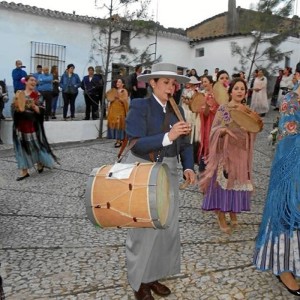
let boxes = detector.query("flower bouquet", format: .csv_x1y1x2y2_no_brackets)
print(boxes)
267,116,279,148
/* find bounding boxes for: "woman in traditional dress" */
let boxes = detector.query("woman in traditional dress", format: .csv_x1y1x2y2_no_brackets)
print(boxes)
250,69,269,117
275,66,293,110
197,75,219,171
12,75,58,181
253,63,300,297
106,78,129,148
180,75,201,163
200,78,257,234
125,62,196,300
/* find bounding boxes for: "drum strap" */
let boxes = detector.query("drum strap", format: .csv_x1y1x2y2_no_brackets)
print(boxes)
117,138,138,163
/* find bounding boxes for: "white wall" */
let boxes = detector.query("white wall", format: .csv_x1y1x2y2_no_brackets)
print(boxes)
1,4,300,115
0,6,192,117
189,35,300,78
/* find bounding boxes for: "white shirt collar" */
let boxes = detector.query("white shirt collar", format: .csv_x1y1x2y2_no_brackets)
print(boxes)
153,93,167,113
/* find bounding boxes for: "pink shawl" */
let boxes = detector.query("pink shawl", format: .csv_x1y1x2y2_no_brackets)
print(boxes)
200,104,256,192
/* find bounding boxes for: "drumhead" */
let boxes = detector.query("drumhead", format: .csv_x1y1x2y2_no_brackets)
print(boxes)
213,81,229,105
190,93,205,113
85,167,105,227
149,163,172,228
230,110,262,133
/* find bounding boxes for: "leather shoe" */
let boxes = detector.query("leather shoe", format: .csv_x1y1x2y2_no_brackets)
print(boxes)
276,275,300,296
134,283,154,300
16,173,30,181
147,281,171,296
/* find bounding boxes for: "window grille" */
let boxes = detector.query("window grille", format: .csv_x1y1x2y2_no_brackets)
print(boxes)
30,41,66,75
285,56,291,68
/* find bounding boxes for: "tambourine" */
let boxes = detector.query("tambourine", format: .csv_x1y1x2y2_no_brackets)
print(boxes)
229,104,263,133
213,81,229,105
106,88,117,101
189,92,206,113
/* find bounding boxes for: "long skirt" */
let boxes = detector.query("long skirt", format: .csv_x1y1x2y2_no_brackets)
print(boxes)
125,153,180,292
254,228,300,276
14,129,55,170
202,174,251,212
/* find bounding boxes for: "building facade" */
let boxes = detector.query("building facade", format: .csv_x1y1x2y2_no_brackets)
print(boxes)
1,1,300,117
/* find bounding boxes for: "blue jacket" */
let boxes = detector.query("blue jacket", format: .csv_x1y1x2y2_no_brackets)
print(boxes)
12,67,27,91
126,96,194,171
37,73,53,92
60,72,81,94
81,74,103,96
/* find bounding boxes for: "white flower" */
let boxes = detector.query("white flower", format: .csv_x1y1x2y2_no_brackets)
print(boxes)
270,128,278,134
267,134,273,142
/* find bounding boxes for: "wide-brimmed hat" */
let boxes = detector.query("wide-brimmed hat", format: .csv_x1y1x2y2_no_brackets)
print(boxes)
137,63,190,84
189,76,201,84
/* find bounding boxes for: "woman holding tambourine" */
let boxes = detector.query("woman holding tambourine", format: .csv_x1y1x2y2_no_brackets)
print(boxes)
106,78,129,148
200,78,260,235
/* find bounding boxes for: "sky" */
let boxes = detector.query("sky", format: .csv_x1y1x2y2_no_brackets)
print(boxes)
6,0,268,29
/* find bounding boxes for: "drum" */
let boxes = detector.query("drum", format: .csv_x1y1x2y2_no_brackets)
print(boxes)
85,162,172,229
229,104,263,133
189,92,206,113
213,81,229,105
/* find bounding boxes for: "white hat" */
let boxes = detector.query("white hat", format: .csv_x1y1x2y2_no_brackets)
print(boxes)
189,76,201,84
137,63,190,84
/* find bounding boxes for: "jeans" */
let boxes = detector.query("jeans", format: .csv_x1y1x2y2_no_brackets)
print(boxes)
62,92,78,118
51,94,59,113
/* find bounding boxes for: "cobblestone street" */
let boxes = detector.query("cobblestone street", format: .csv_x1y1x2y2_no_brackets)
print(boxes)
0,110,295,299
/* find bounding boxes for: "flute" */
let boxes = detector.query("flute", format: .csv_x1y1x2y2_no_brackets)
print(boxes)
168,95,191,189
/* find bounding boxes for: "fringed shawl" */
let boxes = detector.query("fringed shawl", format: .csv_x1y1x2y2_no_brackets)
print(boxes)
256,91,300,248
200,104,256,192
106,88,129,130
12,90,59,164
198,92,219,160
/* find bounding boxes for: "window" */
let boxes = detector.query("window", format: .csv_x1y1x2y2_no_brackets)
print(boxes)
120,30,131,47
195,47,204,57
285,56,291,68
30,41,66,75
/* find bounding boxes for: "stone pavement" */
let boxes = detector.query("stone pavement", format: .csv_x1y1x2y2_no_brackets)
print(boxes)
0,109,295,300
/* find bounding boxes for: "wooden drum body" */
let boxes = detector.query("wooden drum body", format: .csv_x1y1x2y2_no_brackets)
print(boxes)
85,162,173,229
229,104,263,133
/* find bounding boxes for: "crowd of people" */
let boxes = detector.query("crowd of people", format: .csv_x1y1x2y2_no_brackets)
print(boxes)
121,62,300,299
2,59,300,299
10,61,105,122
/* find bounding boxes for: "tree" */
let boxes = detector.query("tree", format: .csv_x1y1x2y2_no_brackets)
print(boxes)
231,0,296,81
90,0,160,138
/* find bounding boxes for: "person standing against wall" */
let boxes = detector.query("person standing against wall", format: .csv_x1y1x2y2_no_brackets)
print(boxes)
81,66,103,120
37,66,53,121
50,65,60,119
12,60,27,93
59,64,81,121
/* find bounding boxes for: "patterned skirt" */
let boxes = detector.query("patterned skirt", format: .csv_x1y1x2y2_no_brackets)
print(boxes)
254,228,300,276
14,129,55,170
